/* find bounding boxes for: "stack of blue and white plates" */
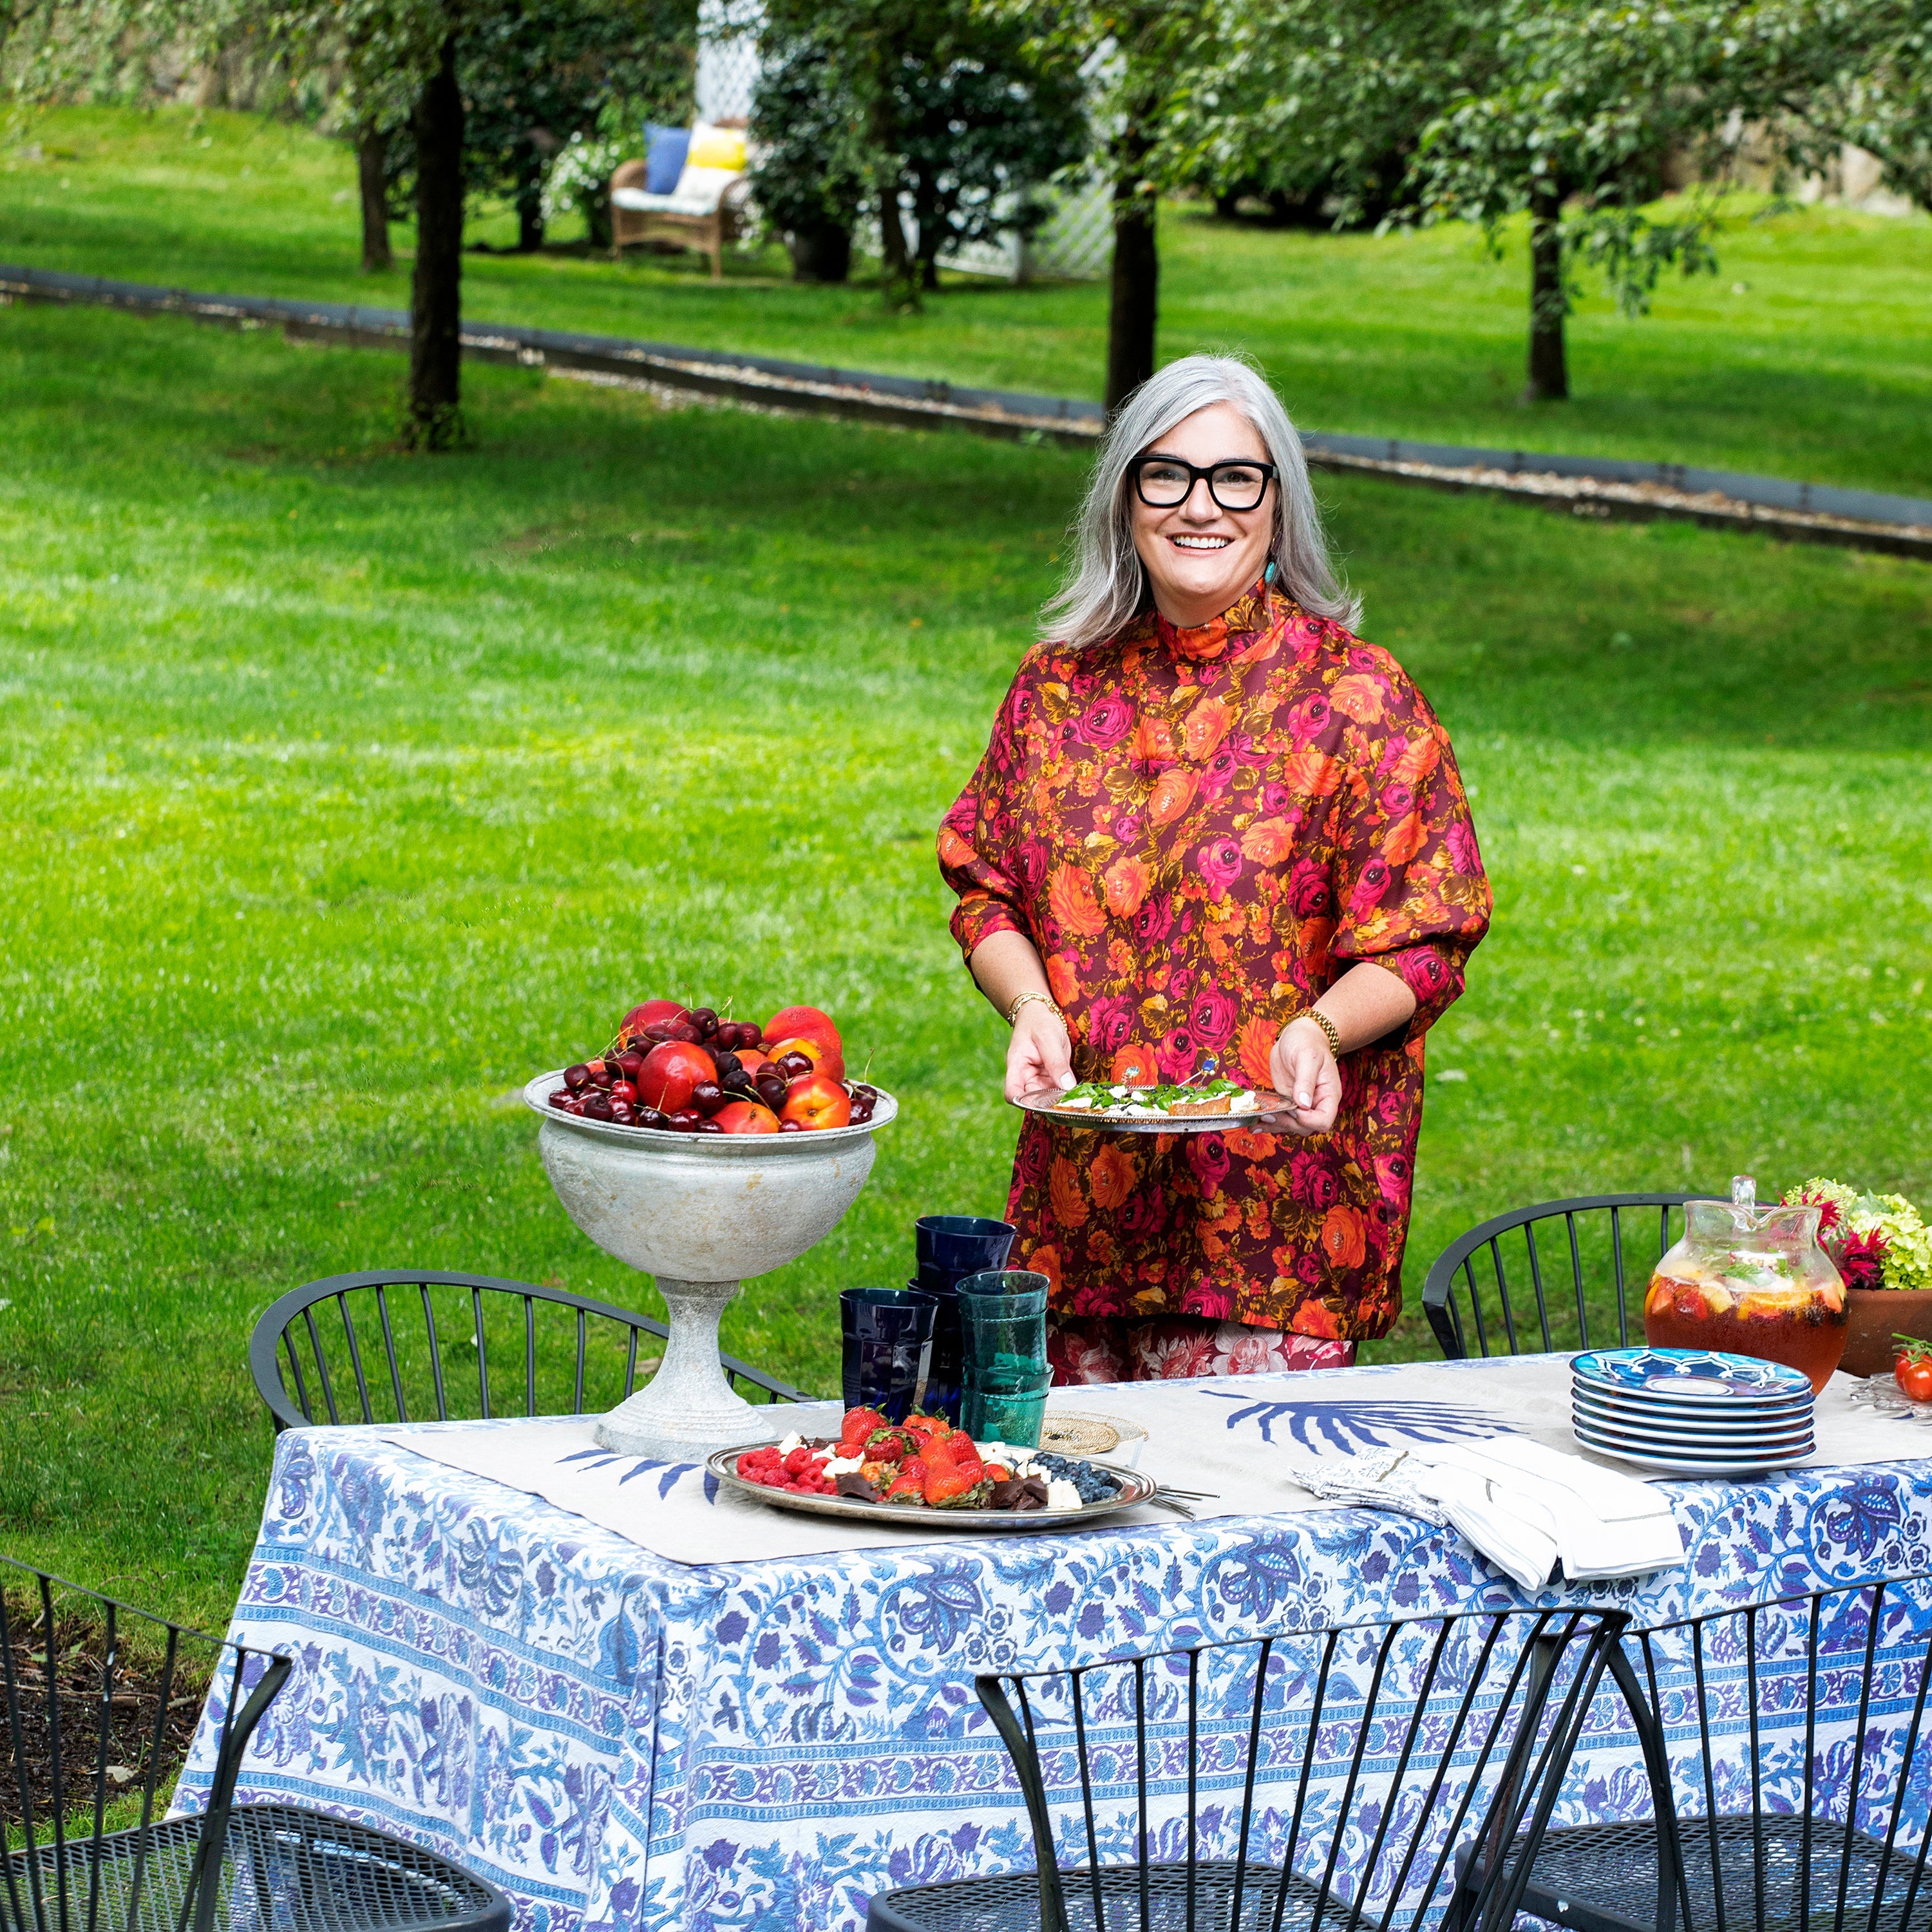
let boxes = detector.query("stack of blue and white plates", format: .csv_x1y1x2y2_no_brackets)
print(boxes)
1571,1347,1815,1475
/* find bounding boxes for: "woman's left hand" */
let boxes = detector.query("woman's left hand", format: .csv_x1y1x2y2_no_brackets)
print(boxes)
1269,1018,1341,1137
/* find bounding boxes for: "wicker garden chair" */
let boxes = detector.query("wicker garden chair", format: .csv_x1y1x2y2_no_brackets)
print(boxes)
1515,1570,1932,1931
1421,1195,1694,1361
866,1601,1630,1932
0,1554,508,1932
250,1268,806,1432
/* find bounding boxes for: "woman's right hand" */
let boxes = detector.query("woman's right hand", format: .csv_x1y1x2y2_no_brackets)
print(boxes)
1006,1004,1074,1102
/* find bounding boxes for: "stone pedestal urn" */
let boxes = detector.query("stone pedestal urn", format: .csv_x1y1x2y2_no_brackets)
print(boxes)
524,1072,896,1459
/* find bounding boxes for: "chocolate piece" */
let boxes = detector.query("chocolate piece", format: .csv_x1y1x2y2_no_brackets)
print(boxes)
835,1473,881,1502
989,1479,1028,1510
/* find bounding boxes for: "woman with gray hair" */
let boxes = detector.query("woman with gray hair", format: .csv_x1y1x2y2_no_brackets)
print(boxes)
938,354,1491,1385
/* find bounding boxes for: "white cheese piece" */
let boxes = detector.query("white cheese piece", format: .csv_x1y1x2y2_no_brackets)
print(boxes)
822,1452,864,1476
1057,1095,1094,1109
1045,1479,1083,1511
776,1432,804,1456
1230,1091,1260,1114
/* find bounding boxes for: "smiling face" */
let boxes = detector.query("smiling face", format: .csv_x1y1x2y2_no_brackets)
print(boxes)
1127,402,1277,629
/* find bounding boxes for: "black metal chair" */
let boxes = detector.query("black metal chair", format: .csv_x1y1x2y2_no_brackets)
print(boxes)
0,1553,509,1932
866,1601,1631,1932
1516,1570,1932,1931
249,1268,808,1432
1422,1194,1695,1361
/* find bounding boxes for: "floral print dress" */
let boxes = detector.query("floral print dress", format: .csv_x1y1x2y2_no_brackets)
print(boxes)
940,578,1491,1351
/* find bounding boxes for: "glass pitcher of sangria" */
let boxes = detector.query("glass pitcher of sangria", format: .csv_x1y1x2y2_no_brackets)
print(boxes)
1643,1177,1848,1392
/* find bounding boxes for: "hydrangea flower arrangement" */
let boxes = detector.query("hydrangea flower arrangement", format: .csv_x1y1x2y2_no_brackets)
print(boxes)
1783,1179,1932,1293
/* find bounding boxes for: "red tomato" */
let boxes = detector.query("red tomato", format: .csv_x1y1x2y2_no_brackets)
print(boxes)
1896,1358,1932,1404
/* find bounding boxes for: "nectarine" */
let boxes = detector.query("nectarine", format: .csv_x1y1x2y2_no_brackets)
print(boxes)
638,1041,715,1113
765,1005,840,1054
621,999,689,1045
714,1099,781,1134
780,1075,851,1132
768,1034,846,1084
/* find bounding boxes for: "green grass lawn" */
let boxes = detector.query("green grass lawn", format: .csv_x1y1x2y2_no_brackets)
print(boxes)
3,296,1931,1627
6,104,1932,495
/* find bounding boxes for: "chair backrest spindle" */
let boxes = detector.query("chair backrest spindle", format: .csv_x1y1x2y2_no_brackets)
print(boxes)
1423,1195,1696,1360
251,1271,808,1434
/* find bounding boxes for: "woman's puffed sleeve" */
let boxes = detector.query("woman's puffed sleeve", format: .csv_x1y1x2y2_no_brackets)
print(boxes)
1325,663,1491,1034
938,667,1034,965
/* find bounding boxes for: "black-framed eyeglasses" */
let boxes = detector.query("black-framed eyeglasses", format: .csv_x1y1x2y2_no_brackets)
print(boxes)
1130,454,1278,513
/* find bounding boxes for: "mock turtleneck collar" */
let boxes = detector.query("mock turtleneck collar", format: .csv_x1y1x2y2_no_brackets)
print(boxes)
1151,576,1276,661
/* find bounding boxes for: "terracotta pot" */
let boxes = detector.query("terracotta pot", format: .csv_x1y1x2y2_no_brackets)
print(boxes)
1839,1287,1932,1378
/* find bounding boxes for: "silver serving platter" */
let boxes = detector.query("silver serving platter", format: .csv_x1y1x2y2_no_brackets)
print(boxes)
706,1444,1160,1531
1012,1085,1298,1135
525,1068,896,1150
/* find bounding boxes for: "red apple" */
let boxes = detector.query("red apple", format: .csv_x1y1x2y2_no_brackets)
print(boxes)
638,1041,716,1113
714,1099,781,1134
764,1005,840,1054
767,1034,846,1084
781,1075,852,1132
621,999,690,1045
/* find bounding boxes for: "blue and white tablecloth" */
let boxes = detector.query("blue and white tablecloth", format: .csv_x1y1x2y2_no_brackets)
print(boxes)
176,1356,1932,1932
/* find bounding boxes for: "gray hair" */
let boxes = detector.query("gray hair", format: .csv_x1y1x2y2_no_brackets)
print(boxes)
1040,354,1360,647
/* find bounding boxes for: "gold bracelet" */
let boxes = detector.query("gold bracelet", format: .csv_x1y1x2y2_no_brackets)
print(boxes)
1296,1008,1344,1058
1006,990,1065,1030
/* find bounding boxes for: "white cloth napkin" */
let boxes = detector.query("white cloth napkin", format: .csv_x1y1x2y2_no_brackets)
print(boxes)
1288,1434,1684,1591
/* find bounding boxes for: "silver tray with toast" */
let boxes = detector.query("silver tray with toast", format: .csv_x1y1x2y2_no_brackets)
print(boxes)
1011,1084,1298,1133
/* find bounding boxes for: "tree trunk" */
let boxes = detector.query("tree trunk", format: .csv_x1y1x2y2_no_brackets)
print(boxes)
875,166,919,309
356,126,391,273
1524,184,1567,403
515,140,545,252
1106,173,1159,413
406,32,466,451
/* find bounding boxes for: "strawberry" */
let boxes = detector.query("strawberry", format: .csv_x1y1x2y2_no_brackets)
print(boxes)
866,1427,919,1461
884,1458,927,1505
983,1463,1011,1484
840,1406,889,1448
902,1412,947,1439
923,1463,993,1510
938,1430,980,1466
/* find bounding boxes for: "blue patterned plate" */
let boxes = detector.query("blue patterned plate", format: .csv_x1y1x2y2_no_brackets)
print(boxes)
1571,1347,1814,1403
1573,1421,1815,1476
1573,1408,1814,1455
1572,1390,1815,1439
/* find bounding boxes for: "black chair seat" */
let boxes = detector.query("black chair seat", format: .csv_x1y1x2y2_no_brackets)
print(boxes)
1520,1812,1928,1932
870,1862,1351,1932
6,1803,509,1932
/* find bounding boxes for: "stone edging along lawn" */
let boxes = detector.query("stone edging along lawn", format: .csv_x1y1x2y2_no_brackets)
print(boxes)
7,260,1930,563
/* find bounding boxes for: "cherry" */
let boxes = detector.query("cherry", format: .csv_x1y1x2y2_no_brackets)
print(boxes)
851,1099,875,1123
564,1064,591,1092
665,1108,703,1132
712,1049,743,1081
548,1088,573,1109
755,1083,788,1113
775,1051,814,1081
610,1100,637,1124
669,1021,703,1045
582,1092,615,1121
737,1022,762,1049
696,1118,724,1134
642,1023,679,1046
616,1049,646,1081
722,1068,755,1098
689,1081,726,1116
636,1106,667,1130
587,1059,615,1088
611,1080,639,1105
688,1007,719,1039
778,1119,804,1132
